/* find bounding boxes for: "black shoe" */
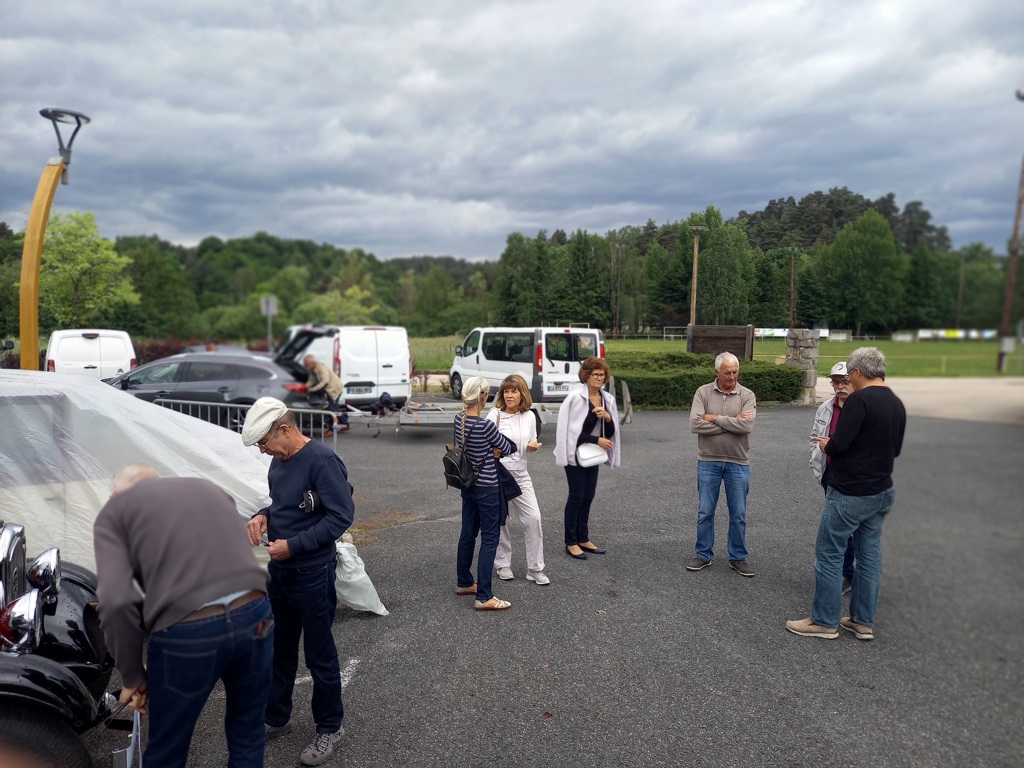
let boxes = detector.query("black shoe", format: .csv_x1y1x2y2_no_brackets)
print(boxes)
686,556,711,571
729,559,754,577
565,546,588,560
579,544,606,554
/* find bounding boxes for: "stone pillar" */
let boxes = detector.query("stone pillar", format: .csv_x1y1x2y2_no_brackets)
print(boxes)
785,329,819,405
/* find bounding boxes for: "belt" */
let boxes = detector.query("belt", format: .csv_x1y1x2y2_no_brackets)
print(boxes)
180,589,264,623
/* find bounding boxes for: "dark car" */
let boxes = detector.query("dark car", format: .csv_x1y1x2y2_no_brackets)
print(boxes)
106,352,308,431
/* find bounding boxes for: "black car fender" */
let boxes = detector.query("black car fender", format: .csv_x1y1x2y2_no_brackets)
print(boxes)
0,653,100,732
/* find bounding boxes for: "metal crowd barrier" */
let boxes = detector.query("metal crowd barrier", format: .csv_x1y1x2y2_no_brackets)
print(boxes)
152,398,340,453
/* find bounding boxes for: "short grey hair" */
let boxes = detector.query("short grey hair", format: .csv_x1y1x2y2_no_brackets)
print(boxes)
714,352,739,371
847,347,886,380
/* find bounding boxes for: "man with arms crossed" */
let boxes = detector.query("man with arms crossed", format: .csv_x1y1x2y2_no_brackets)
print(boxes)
243,397,354,766
788,347,906,641
94,465,273,768
809,361,857,595
686,351,757,577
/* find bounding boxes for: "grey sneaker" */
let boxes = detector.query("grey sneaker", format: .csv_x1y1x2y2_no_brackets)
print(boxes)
496,566,514,581
842,578,852,595
266,720,294,739
300,726,345,766
526,570,550,585
840,616,874,641
685,556,711,571
729,559,754,577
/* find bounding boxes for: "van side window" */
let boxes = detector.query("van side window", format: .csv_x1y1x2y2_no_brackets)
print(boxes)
482,333,506,361
462,331,480,356
545,334,572,362
507,333,533,362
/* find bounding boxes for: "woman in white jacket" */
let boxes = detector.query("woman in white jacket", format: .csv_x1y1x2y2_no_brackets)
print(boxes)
554,356,620,559
486,374,550,585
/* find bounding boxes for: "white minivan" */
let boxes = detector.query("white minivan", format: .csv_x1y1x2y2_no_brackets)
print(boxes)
274,324,412,408
44,329,137,380
449,326,604,403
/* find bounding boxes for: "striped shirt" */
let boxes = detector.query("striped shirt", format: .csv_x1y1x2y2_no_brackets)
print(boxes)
453,413,515,488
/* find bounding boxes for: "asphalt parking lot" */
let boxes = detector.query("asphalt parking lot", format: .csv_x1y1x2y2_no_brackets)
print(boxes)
87,383,1023,768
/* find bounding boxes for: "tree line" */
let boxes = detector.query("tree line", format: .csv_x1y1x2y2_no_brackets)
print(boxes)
0,186,1016,345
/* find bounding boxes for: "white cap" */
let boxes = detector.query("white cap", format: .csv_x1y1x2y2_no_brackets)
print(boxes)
241,397,288,446
829,362,848,377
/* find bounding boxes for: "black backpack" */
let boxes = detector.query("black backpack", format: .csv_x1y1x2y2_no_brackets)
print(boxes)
443,417,481,490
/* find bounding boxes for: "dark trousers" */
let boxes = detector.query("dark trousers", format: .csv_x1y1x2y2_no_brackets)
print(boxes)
457,484,502,602
821,467,856,581
266,560,343,733
564,464,600,545
146,597,274,768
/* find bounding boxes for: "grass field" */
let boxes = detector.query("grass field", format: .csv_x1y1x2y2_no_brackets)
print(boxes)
410,335,1017,377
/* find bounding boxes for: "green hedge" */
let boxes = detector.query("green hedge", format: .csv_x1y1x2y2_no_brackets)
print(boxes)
607,351,803,409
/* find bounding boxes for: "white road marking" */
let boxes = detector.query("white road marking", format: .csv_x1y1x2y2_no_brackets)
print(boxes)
294,658,361,689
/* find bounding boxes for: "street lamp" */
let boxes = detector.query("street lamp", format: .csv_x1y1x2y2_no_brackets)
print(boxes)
688,225,706,327
19,108,90,370
997,89,1024,372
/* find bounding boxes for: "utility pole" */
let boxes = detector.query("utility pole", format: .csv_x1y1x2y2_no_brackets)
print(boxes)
997,88,1024,372
688,225,706,327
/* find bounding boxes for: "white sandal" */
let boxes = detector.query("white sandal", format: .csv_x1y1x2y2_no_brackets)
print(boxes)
474,597,511,611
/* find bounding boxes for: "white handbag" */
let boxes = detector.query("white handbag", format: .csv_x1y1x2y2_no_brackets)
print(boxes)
575,416,609,467
576,442,609,467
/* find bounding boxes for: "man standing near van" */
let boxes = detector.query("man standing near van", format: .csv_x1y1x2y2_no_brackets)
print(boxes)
304,354,348,434
242,397,353,766
686,352,757,577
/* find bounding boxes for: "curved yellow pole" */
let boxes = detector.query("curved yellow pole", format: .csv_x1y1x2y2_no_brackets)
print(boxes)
19,160,64,370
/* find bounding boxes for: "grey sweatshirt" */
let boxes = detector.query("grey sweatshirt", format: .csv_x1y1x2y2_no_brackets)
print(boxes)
689,381,757,464
93,477,267,688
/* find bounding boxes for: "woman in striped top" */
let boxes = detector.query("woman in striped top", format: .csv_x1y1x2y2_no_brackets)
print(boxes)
454,376,517,610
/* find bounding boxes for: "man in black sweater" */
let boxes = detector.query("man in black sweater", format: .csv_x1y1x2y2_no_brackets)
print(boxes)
242,397,354,766
787,347,906,641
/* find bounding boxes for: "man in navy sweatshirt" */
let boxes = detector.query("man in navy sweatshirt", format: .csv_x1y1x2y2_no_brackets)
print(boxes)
787,347,906,642
243,397,354,766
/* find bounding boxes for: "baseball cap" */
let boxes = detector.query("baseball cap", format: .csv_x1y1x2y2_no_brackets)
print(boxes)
829,362,848,378
241,397,288,446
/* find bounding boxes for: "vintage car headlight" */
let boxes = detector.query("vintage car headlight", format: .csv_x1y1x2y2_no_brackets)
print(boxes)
28,547,61,605
0,588,43,653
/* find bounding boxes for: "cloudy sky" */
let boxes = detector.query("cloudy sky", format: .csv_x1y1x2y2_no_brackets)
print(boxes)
2,1,1022,261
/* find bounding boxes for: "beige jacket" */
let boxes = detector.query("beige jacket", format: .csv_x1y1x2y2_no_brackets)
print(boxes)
306,360,343,401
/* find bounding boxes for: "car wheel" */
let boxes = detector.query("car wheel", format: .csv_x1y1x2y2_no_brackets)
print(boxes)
450,373,462,400
0,707,92,768
227,401,254,433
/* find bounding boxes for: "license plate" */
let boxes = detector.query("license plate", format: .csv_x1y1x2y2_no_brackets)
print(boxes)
347,386,371,394
548,384,569,392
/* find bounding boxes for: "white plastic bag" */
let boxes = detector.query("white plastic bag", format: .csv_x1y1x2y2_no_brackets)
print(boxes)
334,538,389,616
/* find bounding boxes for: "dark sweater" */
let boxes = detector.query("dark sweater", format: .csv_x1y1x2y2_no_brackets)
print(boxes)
261,439,354,567
824,386,906,496
93,477,268,688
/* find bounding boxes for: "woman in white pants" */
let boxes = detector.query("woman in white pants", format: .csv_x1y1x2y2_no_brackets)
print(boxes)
486,374,550,586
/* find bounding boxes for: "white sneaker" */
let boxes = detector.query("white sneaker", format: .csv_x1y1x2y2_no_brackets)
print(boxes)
526,570,550,585
496,566,514,580
300,726,345,766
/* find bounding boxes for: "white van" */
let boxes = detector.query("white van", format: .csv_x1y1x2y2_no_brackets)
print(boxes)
274,324,412,408
44,329,136,380
449,326,604,403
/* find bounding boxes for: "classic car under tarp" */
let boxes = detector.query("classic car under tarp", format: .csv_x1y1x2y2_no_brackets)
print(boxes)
0,369,271,570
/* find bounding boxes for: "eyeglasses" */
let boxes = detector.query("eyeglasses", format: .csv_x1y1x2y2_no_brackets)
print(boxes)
830,378,850,386
256,424,281,449
588,372,606,379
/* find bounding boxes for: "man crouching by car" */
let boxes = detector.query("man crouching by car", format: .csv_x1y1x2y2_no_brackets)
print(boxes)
242,397,354,766
93,464,273,768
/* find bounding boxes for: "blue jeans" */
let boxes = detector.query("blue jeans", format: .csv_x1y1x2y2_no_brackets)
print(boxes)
146,596,274,768
563,464,600,546
811,486,895,628
695,460,750,562
266,560,343,733
821,467,856,581
457,484,502,602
